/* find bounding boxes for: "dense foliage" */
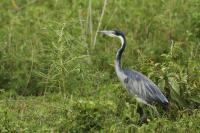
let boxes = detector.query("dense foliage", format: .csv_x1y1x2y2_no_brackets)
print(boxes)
0,0,200,132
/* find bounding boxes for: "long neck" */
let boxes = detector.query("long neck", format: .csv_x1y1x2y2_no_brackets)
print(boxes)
115,36,126,71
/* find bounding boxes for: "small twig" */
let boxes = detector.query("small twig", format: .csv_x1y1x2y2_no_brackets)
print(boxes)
89,0,93,46
92,0,107,49
24,42,34,91
170,39,174,57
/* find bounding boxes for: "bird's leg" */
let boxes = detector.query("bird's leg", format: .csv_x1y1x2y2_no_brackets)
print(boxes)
137,103,148,125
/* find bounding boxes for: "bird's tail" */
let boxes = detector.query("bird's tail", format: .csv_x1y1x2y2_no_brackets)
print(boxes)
162,102,169,111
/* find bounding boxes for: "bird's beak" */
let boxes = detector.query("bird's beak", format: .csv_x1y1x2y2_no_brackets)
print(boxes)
98,30,115,37
98,30,108,34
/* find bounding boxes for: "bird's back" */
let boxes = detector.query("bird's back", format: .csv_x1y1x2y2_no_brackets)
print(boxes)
121,69,168,108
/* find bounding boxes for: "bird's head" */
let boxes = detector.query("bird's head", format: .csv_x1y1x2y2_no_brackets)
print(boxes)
99,29,125,39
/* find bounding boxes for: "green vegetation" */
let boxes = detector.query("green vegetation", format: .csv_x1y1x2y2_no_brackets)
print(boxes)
0,0,200,132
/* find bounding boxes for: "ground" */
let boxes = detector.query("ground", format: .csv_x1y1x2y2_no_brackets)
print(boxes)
0,0,200,132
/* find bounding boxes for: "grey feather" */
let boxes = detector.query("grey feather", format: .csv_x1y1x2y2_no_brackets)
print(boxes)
123,69,168,106
99,29,169,111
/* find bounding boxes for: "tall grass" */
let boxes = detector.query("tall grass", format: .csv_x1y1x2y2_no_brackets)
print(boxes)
0,0,200,132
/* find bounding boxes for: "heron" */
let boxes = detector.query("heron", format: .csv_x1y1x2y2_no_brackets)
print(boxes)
99,30,169,124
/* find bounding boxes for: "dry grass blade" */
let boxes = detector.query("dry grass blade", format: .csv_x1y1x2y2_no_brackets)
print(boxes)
92,0,108,49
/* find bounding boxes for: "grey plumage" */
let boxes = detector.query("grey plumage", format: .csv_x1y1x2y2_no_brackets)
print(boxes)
99,29,169,111
123,69,168,107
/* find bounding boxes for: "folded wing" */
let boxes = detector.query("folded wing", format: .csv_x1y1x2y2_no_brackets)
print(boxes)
123,69,168,106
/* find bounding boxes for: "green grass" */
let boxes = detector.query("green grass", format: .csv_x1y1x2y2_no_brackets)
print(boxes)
0,0,200,132
1,94,200,132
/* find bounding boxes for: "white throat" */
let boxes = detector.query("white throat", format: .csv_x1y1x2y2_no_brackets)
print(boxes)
114,35,127,82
